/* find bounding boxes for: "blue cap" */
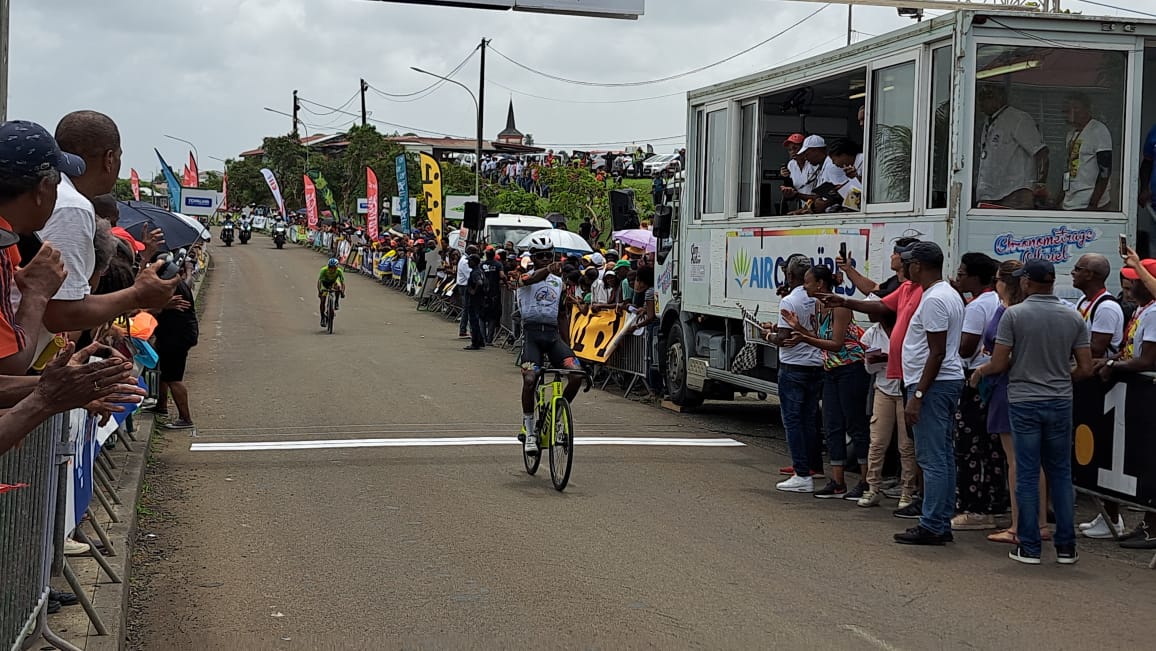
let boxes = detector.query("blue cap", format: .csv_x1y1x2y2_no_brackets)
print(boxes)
1012,258,1056,283
0,120,86,181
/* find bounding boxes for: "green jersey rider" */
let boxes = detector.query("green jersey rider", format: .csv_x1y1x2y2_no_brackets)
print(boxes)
318,258,345,328
517,236,583,456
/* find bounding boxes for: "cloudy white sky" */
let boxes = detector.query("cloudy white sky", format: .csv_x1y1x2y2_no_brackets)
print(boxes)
7,0,1154,177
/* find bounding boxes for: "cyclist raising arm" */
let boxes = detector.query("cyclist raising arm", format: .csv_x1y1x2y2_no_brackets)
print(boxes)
318,258,345,328
518,236,583,455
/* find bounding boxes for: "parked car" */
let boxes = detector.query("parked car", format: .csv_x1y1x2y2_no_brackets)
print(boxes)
642,154,681,177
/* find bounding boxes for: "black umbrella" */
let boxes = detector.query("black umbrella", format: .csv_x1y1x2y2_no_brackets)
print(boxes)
117,201,203,251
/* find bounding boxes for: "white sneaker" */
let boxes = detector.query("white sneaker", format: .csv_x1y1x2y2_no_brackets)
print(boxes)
776,474,813,493
63,538,90,556
1081,514,1125,539
857,489,883,508
523,428,539,455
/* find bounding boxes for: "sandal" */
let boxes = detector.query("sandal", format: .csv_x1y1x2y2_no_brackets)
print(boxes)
987,529,1018,544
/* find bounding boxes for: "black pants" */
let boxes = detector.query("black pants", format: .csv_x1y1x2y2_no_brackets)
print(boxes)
467,304,485,348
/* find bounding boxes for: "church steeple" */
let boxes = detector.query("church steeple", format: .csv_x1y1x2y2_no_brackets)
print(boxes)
497,99,524,144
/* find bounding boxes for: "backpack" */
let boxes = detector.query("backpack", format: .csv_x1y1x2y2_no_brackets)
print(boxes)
1087,293,1126,353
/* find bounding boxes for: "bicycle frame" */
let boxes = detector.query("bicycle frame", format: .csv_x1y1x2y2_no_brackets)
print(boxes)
532,369,592,447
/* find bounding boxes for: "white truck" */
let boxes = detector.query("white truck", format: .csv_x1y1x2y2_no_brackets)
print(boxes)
656,9,1152,407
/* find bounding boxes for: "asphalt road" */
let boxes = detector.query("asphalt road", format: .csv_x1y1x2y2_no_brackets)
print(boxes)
129,235,1156,650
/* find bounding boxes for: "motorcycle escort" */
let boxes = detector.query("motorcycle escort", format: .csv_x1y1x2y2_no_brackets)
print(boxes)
221,220,235,247
272,221,287,249
238,219,252,244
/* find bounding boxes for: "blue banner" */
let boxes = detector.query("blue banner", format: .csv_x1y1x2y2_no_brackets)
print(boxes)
395,154,410,233
155,149,182,213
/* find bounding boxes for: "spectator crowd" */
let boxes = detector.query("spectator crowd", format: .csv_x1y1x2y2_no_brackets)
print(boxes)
761,238,1156,564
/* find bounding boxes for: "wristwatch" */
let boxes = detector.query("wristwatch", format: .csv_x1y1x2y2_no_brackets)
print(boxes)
914,390,925,399
1107,360,1117,368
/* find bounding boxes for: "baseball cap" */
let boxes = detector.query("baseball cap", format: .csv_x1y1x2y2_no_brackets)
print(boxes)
900,241,944,265
783,133,805,147
590,252,606,266
613,259,632,270
110,226,146,252
1012,258,1057,283
796,135,827,155
1121,259,1156,281
0,120,86,180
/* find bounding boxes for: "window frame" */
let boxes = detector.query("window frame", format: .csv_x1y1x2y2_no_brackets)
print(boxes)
700,102,730,221
963,35,1138,222
736,100,758,219
863,48,923,215
925,42,955,215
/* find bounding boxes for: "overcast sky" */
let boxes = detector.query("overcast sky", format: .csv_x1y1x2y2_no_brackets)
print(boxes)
8,0,1153,177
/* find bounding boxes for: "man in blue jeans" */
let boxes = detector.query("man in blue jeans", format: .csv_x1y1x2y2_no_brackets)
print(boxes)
770,256,825,493
970,258,1093,564
893,242,966,545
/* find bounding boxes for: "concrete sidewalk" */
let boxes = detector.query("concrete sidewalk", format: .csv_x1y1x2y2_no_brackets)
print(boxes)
42,259,210,651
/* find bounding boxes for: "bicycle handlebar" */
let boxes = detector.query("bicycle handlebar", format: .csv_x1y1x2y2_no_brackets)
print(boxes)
539,367,593,393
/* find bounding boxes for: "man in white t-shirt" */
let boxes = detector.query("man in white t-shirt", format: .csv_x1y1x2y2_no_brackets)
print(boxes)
456,245,476,337
1060,94,1113,211
951,252,1003,530
771,256,825,493
894,242,966,546
975,84,1049,210
1072,253,1124,358
778,133,813,208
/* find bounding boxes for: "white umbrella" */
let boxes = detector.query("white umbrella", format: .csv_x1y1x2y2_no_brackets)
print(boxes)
516,228,593,255
174,213,211,241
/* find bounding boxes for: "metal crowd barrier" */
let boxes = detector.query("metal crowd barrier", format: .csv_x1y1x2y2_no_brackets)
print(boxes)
1,417,60,651
600,328,653,397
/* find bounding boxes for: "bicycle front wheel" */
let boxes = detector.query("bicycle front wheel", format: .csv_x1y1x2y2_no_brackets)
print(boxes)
326,296,336,334
549,398,574,491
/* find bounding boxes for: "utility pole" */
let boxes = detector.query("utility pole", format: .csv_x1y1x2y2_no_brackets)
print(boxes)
0,0,9,122
360,79,368,127
292,89,300,140
477,37,488,192
846,5,852,46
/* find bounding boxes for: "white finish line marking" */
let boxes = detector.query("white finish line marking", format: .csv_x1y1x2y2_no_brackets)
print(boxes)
190,437,745,452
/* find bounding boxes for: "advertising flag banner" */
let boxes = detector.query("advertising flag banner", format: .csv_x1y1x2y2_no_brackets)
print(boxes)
419,152,443,239
155,149,182,212
221,172,229,210
395,154,410,233
188,152,199,188
303,174,319,229
367,167,380,241
260,168,287,217
130,168,141,201
308,171,341,221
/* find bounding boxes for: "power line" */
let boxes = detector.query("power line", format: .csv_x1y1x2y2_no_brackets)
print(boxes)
488,79,685,104
296,95,469,138
298,91,360,117
1076,1,1156,18
534,135,685,148
487,4,829,88
365,46,478,101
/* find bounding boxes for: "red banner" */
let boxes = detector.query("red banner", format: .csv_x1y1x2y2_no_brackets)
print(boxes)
221,172,228,211
303,174,319,229
188,152,199,188
130,168,141,201
366,167,379,241
182,164,195,188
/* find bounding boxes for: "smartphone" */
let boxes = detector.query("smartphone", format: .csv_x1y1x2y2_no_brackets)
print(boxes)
1119,233,1129,258
16,233,43,268
839,242,848,263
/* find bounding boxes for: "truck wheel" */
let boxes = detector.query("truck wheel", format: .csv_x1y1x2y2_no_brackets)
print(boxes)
666,322,704,408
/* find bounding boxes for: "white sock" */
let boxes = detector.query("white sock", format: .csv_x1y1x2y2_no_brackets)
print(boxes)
523,413,535,432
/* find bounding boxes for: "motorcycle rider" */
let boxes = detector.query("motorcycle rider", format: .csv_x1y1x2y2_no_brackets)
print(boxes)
220,214,235,244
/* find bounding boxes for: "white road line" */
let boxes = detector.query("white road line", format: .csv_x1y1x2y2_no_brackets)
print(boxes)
196,422,662,432
190,436,745,452
839,625,903,651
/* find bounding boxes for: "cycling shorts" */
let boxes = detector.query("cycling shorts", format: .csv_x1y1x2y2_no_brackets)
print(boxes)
521,323,580,371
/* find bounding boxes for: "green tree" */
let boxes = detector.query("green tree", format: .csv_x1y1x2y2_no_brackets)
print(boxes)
220,157,266,210
201,170,224,192
113,178,135,201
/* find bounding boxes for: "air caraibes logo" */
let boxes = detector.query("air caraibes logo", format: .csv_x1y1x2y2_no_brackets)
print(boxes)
732,249,752,288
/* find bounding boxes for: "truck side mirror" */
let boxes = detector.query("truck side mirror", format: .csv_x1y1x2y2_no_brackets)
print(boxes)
652,205,672,240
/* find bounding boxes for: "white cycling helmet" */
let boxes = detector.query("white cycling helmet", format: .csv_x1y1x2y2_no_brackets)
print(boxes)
527,235,555,253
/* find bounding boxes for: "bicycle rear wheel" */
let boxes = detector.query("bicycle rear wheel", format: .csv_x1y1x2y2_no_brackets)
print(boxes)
523,433,541,475
549,399,574,491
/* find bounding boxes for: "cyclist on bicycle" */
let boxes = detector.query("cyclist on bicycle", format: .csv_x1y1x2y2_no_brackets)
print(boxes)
318,257,345,327
518,235,583,455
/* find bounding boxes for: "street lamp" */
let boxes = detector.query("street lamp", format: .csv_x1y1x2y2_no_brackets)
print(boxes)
164,133,200,182
410,66,481,198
